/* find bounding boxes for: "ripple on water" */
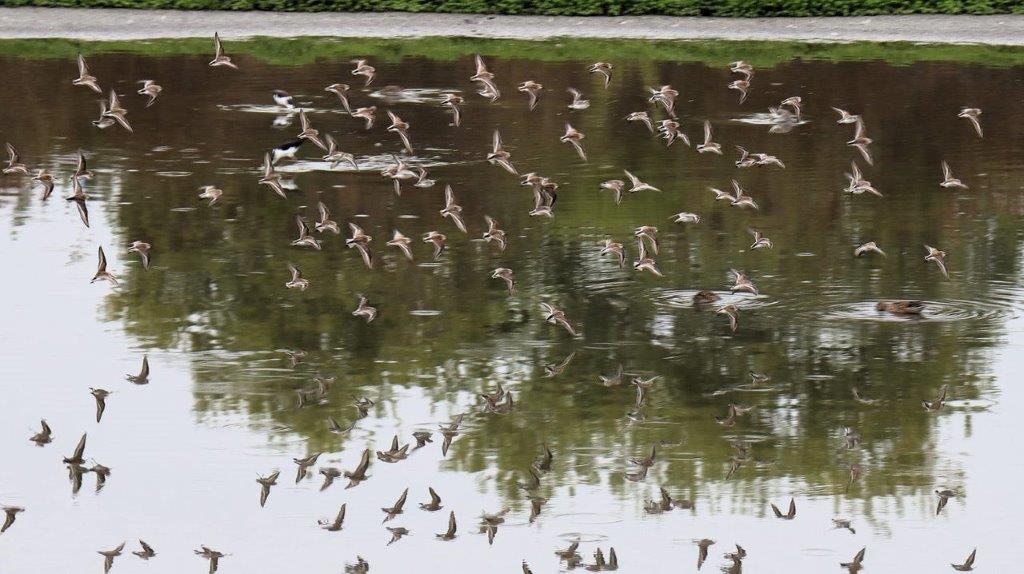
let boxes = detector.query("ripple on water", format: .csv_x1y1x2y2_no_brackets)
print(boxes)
551,512,623,526
732,112,811,127
658,289,779,311
558,532,609,544
275,154,452,174
819,299,1013,323
216,104,345,115
367,87,458,104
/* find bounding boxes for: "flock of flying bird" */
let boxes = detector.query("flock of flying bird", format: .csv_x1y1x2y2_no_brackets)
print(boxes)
0,32,987,573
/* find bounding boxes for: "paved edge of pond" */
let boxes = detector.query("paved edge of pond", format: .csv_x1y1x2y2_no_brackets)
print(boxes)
0,8,1023,45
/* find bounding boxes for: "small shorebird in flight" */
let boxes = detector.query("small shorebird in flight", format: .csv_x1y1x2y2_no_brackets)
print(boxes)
483,215,507,251
440,93,463,126
291,216,322,250
285,264,309,291
470,55,500,101
940,161,968,189
600,239,625,267
847,118,873,165
128,240,151,270
209,33,237,69
32,169,54,200
487,130,516,174
137,80,162,107
3,143,28,175
832,107,860,124
517,80,543,111
749,229,773,249
958,107,983,138
351,59,375,86
560,123,587,161
126,355,150,384
297,110,327,151
198,185,222,206
74,53,102,93
102,90,132,132
314,201,340,234
322,134,357,170
386,230,414,261
324,83,352,113
728,79,749,103
440,185,468,233
347,222,373,269
730,60,753,79
854,241,885,257
91,246,117,285
423,231,447,261
352,296,377,323
566,88,590,110
98,542,125,574
258,153,286,198
626,111,654,133
132,540,156,560
386,110,414,154
649,85,678,117
924,244,949,278
588,62,613,87
491,267,516,294
624,170,659,193
696,121,722,154
540,302,579,337
840,547,866,572
351,106,377,130
952,548,976,571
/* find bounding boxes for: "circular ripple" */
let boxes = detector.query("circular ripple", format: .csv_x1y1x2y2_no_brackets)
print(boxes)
659,289,778,311
820,300,1012,323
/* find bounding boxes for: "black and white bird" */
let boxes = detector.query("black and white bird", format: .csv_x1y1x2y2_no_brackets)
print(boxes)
270,139,304,165
272,90,295,110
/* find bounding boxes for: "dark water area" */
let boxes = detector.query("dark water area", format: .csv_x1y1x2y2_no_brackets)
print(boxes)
0,38,1022,572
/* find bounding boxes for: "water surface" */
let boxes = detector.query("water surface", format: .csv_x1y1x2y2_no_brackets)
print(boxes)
0,38,1023,573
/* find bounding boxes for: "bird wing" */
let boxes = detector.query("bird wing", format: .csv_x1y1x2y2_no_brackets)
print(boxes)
941,161,953,180
355,242,373,269
703,120,713,145
317,201,330,222
72,433,87,460
444,185,455,209
853,118,867,140
295,215,310,239
354,448,371,475
76,151,88,176
213,33,224,58
96,246,107,274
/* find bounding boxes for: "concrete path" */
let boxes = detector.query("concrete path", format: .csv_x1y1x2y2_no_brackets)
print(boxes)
0,8,1022,45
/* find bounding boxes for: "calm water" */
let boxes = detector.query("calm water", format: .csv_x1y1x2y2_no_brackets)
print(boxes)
1,38,1023,573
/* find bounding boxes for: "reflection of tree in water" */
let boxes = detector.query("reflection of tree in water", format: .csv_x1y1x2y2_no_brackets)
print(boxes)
0,45,1015,518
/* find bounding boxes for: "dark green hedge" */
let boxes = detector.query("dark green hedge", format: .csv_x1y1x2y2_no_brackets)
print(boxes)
3,0,1023,16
